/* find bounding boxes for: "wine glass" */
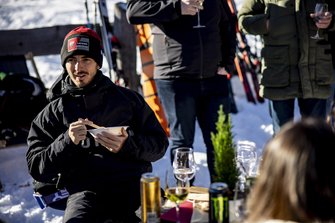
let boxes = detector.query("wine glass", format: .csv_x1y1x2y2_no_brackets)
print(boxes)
172,147,196,183
236,141,257,178
233,175,256,222
164,168,190,223
310,3,328,40
233,176,247,222
233,142,258,221
193,0,205,28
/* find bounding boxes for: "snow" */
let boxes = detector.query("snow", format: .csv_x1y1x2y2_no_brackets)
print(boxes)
0,0,274,222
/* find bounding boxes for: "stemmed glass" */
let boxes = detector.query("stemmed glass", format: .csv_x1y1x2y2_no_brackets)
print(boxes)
164,168,190,223
173,147,196,182
193,0,205,28
310,3,328,40
233,142,258,221
233,176,247,222
236,142,257,178
164,147,196,223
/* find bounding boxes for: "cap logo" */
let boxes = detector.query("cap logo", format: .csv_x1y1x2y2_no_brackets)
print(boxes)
67,37,90,52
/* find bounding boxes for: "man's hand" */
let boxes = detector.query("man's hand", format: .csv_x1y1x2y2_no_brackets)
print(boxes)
310,11,333,29
181,0,204,16
217,67,229,76
68,118,94,145
94,127,129,153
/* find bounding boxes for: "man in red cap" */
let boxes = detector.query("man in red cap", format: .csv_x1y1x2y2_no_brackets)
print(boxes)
26,26,168,223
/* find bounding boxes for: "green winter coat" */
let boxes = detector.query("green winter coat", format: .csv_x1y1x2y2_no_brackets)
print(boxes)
238,0,335,100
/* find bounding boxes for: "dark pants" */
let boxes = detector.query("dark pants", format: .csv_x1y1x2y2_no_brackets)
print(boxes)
155,75,230,182
326,69,335,115
269,98,327,135
63,189,141,223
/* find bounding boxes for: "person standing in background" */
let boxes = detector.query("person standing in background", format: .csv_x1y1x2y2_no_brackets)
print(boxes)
26,26,168,223
126,0,236,182
245,118,335,222
238,0,334,135
326,30,335,128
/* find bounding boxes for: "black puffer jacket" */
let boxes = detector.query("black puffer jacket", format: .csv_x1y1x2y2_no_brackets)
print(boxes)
126,0,236,79
26,71,168,192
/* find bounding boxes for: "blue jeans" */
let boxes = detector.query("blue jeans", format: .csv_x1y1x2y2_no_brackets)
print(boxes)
269,98,327,135
155,76,230,182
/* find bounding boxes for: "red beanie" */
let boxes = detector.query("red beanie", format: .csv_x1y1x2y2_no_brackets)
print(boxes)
60,26,103,68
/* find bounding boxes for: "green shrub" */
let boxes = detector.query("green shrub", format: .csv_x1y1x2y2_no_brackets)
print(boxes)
211,105,238,192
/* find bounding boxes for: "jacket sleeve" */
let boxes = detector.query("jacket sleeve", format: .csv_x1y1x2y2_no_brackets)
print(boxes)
237,0,268,35
126,0,182,24
26,103,83,182
219,0,237,70
118,91,168,162
327,0,335,31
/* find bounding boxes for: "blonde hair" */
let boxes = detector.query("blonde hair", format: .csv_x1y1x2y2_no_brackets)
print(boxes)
246,118,335,222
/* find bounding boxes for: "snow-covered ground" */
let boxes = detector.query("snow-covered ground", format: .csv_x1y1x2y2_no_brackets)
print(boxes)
0,0,274,222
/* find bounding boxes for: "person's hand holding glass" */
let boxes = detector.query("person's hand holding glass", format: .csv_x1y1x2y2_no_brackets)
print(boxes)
193,0,205,28
310,3,331,40
180,0,205,28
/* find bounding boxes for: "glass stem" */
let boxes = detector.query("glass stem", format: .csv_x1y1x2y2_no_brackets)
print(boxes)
197,12,200,25
175,202,181,223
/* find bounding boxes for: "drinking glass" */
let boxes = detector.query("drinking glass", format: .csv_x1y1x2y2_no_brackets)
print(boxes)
193,0,205,28
173,147,196,182
164,168,190,223
233,142,258,222
233,175,256,222
233,176,247,222
311,3,328,40
236,141,257,177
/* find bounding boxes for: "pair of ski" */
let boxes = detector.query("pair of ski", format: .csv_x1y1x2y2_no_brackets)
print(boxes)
228,0,264,104
85,0,121,85
235,32,264,104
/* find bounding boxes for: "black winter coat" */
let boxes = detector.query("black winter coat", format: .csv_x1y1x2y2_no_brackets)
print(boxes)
26,71,168,193
330,31,335,68
126,0,236,79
